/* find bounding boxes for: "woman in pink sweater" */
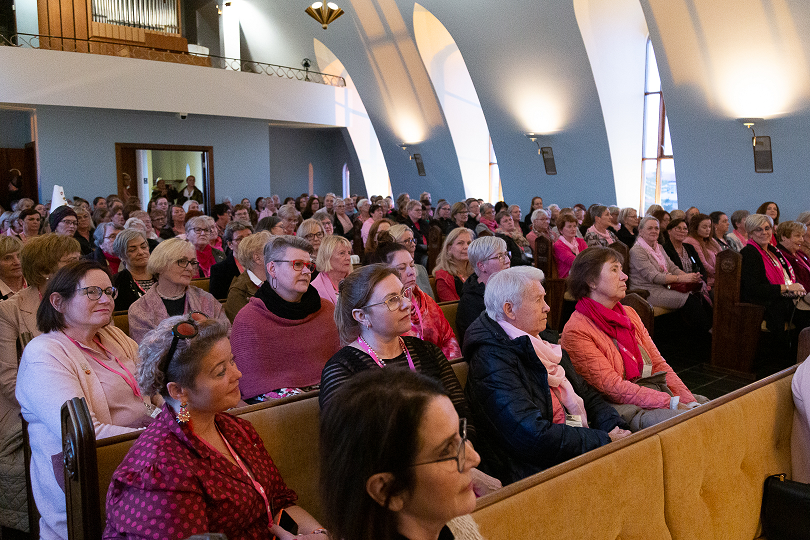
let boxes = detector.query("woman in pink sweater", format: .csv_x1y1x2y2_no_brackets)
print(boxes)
552,213,587,278
560,247,707,431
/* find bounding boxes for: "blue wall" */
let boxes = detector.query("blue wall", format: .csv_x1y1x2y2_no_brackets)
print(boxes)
0,110,33,148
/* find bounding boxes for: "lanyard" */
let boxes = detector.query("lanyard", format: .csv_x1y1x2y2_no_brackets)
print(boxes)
356,336,415,371
411,294,425,340
66,334,142,398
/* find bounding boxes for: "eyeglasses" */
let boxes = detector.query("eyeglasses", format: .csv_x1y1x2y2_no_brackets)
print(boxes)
275,259,315,272
486,251,511,263
410,418,468,473
61,220,78,227
176,258,200,269
76,286,118,301
400,238,417,245
191,227,213,235
304,231,325,241
159,312,209,374
752,226,773,234
363,287,413,312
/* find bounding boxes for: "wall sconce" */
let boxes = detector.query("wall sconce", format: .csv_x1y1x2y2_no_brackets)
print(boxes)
305,2,344,30
399,143,413,160
526,133,556,175
399,144,426,176
739,118,772,173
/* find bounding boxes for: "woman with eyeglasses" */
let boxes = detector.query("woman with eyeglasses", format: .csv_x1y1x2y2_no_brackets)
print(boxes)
16,261,162,540
367,244,461,361
296,218,326,260
185,216,225,278
128,238,227,344
741,214,809,349
320,368,485,540
387,224,435,301
110,229,155,312
231,235,340,403
104,315,325,540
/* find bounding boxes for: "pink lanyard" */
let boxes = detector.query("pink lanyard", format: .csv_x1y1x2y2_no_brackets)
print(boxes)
201,426,275,526
356,336,415,371
66,334,142,398
411,295,425,340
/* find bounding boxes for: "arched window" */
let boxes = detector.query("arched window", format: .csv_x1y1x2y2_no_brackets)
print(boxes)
641,38,678,211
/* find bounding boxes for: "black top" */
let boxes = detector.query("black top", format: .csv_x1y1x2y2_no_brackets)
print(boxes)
112,269,151,312
319,336,475,443
616,226,637,248
663,241,706,280
395,526,454,540
254,281,322,320
456,273,485,348
434,217,456,236
209,252,241,300
496,233,530,267
161,296,186,317
74,230,95,256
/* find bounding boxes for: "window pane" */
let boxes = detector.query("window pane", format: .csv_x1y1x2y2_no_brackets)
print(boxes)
659,159,678,211
643,93,661,159
662,115,673,156
645,39,661,93
642,159,658,211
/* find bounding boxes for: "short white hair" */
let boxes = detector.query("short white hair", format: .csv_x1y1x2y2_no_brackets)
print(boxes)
484,266,545,321
531,208,550,221
468,236,507,276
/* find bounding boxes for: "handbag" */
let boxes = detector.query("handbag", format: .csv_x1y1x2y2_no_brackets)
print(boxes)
761,473,810,540
670,281,701,294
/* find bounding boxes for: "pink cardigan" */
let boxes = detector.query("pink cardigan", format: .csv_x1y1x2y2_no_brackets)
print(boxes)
553,237,588,278
560,307,696,409
683,236,719,286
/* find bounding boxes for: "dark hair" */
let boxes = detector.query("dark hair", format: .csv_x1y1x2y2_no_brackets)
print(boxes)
688,213,713,242
556,213,577,231
320,368,447,540
756,201,780,225
366,242,409,266
37,260,108,333
334,264,399,344
666,217,687,231
222,221,253,245
709,211,726,225
92,196,105,207
212,203,229,220
256,216,283,233
369,203,382,216
567,246,623,301
19,208,40,221
494,201,508,214
166,205,185,229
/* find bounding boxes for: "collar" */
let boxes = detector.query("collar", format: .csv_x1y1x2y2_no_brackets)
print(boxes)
247,269,263,287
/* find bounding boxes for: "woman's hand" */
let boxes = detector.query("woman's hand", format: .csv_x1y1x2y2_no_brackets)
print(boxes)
681,273,701,283
608,426,632,442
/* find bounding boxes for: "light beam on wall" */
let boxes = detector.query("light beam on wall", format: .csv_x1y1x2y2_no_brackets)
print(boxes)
514,87,568,135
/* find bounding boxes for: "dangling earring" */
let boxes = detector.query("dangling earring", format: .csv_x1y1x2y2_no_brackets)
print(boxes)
176,402,190,424
270,276,278,289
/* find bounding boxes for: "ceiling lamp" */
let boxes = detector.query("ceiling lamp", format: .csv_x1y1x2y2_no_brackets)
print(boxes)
306,2,344,30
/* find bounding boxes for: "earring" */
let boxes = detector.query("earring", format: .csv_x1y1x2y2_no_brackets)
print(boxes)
270,276,278,289
176,402,190,424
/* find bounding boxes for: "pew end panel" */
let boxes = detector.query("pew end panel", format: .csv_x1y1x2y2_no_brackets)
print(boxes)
534,235,566,332
620,292,655,336
438,301,459,342
427,225,444,274
62,397,103,540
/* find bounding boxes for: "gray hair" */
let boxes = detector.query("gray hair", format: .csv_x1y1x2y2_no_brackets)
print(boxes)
730,209,750,229
468,236,507,276
589,205,608,220
484,266,545,321
112,228,148,262
276,204,299,220
745,213,773,234
124,217,147,232
479,203,495,216
531,208,550,221
638,216,659,231
547,204,560,213
796,211,810,226
609,205,620,215
184,215,209,234
618,207,637,225
223,220,253,245
94,221,123,245
356,198,370,211
263,235,313,266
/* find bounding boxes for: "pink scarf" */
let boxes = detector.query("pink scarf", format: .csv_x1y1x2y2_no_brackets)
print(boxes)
748,240,793,285
497,320,589,427
637,238,668,272
575,297,644,380
480,217,498,233
587,225,612,242
559,235,581,255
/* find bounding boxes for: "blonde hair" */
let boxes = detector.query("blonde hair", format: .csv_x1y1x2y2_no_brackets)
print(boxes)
236,231,272,269
433,228,474,279
386,224,411,243
147,237,195,276
316,235,352,273
21,233,81,287
0,236,22,260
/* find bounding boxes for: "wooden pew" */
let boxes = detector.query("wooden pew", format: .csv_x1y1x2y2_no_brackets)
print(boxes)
112,311,128,337
533,235,566,332
429,275,438,299
711,249,766,375
438,300,459,340
427,225,444,274
191,277,210,292
351,220,364,256
620,292,654,336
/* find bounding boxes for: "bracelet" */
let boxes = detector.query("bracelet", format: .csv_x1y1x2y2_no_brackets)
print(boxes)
311,528,328,535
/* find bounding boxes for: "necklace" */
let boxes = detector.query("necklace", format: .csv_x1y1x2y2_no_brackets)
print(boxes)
356,335,415,370
156,285,186,301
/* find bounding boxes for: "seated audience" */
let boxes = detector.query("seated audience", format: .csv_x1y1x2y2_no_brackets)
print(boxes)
792,358,810,483
50,205,78,237
364,217,394,262
89,222,124,275
111,229,154,312
319,265,472,429
0,236,24,300
758,201,781,226
456,236,511,347
684,206,700,224
110,206,126,228
387,224,434,300
209,221,253,299
630,217,706,326
0,234,79,535
332,198,354,241
465,198,481,230
584,205,619,247
741,214,809,347
561,247,707,430
128,238,227,343
725,209,750,252
450,202,470,233
369,243,461,360
125,212,159,249
148,208,166,239
320,368,484,540
663,218,706,278
312,235,353,305
224,231,271,322
433,200,455,235
553,213,588,279
360,203,384,246
651,209,671,245
302,195,321,220
432,228,474,302
525,208,552,248
256,215,285,235
17,261,160,540
72,208,94,256
403,200,430,266
494,210,530,267
297,218,326,259
616,207,639,248
608,205,621,233
710,211,731,250
231,236,340,402
463,266,630,484
355,198,371,225
185,216,225,278
161,205,186,239
312,209,335,236
105,316,324,539
18,208,41,243
776,221,810,299
475,203,498,236
683,213,721,287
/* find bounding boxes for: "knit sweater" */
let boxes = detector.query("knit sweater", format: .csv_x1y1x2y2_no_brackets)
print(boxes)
230,290,340,400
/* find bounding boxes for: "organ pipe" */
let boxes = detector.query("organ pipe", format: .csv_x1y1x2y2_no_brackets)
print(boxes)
91,0,178,33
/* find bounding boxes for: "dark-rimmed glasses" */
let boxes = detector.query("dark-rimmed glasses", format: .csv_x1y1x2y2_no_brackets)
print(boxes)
176,258,200,269
160,312,209,374
76,286,118,301
362,287,413,312
304,231,325,241
410,418,468,473
274,259,315,272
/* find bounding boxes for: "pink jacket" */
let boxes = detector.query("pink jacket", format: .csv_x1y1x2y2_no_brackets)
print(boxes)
560,307,696,409
553,237,588,278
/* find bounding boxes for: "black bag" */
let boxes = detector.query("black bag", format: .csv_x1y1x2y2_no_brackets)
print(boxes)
762,474,810,540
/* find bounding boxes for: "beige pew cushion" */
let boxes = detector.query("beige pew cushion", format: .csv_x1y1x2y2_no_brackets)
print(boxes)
659,375,793,540
472,436,672,540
